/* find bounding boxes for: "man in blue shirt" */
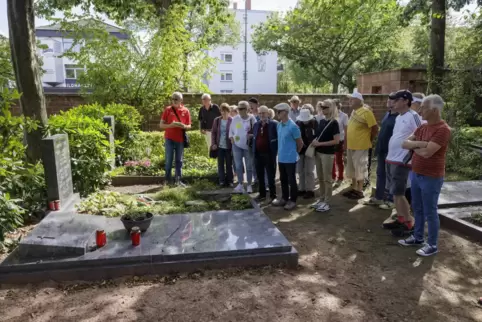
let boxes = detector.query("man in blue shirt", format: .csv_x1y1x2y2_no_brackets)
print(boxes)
273,103,304,210
363,93,397,210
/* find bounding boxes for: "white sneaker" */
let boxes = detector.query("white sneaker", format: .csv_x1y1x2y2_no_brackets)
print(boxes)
315,203,330,212
310,199,324,208
234,184,245,193
272,198,287,207
246,185,253,193
379,201,395,210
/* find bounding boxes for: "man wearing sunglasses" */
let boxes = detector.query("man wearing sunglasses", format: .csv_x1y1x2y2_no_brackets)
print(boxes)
160,92,192,185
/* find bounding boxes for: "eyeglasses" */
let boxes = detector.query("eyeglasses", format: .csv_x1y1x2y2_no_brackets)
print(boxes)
321,106,329,110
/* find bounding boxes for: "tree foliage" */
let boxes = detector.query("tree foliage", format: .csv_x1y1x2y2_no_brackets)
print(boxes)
0,36,15,90
252,0,401,93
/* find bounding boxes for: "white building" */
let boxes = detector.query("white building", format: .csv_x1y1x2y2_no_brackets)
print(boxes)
205,5,278,94
36,20,127,89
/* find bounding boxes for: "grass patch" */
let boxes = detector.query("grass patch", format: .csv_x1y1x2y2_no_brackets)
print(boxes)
464,212,482,227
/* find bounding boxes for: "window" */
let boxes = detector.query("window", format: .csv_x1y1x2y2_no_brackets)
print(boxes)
220,53,233,63
371,86,382,94
65,64,85,79
221,72,233,82
63,39,81,52
220,90,233,93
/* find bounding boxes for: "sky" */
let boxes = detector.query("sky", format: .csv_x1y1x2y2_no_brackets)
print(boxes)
0,0,299,37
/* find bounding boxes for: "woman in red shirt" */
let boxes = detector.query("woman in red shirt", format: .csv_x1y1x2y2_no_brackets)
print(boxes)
159,92,192,184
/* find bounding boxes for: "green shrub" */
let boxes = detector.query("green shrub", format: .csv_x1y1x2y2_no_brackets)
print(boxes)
47,112,112,197
446,128,482,180
0,192,25,246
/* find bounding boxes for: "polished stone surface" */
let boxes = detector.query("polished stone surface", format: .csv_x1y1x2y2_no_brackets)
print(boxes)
438,181,482,208
2,209,293,269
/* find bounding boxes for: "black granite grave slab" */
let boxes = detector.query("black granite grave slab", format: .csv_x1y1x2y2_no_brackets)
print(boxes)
0,209,297,284
438,181,482,208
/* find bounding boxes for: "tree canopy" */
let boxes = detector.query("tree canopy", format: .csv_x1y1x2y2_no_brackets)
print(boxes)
252,0,401,93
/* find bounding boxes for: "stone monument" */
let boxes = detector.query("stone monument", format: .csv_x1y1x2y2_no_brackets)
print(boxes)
103,115,115,168
41,134,74,207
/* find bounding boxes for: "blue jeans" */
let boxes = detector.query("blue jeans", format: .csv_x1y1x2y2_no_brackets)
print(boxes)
217,148,233,184
375,152,393,202
232,145,253,185
165,138,184,182
411,173,444,247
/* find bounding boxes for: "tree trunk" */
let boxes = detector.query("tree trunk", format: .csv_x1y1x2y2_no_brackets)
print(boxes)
331,78,340,94
428,0,446,94
7,0,48,163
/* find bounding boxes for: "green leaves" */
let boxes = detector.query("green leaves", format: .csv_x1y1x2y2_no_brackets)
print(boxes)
252,0,401,92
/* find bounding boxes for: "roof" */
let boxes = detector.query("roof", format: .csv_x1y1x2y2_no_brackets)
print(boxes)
37,19,125,33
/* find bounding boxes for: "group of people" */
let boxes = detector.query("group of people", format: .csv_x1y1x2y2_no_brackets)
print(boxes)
161,90,451,257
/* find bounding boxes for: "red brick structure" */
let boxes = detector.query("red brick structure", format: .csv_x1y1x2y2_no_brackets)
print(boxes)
11,93,389,130
357,68,428,94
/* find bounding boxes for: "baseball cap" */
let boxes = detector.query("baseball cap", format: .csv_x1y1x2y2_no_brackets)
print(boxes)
348,92,364,101
389,90,413,102
274,103,290,111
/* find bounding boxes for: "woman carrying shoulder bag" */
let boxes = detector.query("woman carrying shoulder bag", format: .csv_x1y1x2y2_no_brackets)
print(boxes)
311,99,340,212
211,103,233,187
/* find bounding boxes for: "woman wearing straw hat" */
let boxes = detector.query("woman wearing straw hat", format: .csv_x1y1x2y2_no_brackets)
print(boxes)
296,107,318,199
311,99,340,212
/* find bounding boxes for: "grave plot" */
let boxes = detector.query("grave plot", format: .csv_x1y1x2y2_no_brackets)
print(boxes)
0,134,297,284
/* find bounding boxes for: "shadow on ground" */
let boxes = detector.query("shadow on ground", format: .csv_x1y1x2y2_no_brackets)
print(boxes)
1,183,481,322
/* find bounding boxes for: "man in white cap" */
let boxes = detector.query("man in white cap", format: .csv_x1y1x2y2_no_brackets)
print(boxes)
343,91,379,200
288,95,302,122
272,103,304,210
198,93,220,153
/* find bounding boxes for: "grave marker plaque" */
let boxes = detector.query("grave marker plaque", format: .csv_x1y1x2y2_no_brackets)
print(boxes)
103,115,115,168
41,134,74,205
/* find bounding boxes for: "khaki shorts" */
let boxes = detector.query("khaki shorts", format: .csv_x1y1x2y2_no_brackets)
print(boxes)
346,149,368,181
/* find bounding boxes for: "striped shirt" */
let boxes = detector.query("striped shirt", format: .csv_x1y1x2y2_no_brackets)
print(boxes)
386,109,422,166
412,121,451,178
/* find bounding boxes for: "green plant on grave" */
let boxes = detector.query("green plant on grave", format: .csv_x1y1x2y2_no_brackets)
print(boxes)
46,112,112,197
75,190,136,217
230,194,252,210
470,213,482,226
0,191,25,245
123,205,152,221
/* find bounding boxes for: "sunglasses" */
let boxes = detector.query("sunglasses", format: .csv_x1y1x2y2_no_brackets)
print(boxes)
321,106,329,109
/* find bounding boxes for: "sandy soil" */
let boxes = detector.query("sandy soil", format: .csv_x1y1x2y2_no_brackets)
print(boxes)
1,183,482,322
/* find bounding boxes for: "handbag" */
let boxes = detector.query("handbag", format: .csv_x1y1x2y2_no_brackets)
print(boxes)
305,119,334,158
171,107,190,148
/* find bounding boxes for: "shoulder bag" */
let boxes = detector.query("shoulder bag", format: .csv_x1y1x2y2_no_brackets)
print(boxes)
171,107,190,148
305,119,334,158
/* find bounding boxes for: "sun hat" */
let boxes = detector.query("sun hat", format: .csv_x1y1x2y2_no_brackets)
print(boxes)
297,109,314,122
274,103,290,111
288,95,301,103
348,91,363,101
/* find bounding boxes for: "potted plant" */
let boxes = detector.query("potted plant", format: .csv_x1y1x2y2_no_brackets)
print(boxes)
120,206,154,232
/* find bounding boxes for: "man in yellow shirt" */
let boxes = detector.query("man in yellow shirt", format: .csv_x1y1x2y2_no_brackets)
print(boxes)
343,92,379,199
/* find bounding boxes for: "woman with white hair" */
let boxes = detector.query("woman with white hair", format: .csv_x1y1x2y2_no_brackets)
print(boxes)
229,101,257,193
295,106,318,199
311,99,340,212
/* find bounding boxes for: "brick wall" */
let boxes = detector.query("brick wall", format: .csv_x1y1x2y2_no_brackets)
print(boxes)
357,68,427,95
12,93,389,130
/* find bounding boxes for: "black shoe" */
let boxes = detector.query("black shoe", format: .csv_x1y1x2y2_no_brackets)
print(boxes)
391,223,414,237
255,195,266,202
303,191,315,199
219,182,226,187
298,190,306,196
347,190,364,200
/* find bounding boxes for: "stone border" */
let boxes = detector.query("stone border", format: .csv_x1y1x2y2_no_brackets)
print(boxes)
0,248,298,285
111,175,218,186
439,207,482,243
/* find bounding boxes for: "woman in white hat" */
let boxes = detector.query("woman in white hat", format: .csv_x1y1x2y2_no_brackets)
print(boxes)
295,107,318,199
311,99,340,212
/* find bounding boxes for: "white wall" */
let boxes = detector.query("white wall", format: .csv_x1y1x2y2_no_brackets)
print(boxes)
206,9,278,94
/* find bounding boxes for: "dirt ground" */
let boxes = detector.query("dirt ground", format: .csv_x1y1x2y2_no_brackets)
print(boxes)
1,182,482,322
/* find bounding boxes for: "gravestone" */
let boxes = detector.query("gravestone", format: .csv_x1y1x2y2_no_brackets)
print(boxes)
41,134,74,207
103,115,115,168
